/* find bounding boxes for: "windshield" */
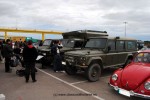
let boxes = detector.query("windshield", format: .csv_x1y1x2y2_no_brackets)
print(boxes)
140,47,150,51
43,40,52,46
61,39,75,47
134,52,150,63
85,38,107,48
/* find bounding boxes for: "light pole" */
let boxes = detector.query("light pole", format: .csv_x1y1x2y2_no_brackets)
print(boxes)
124,22,127,37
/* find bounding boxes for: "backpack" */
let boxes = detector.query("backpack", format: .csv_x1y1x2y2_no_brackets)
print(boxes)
10,56,19,67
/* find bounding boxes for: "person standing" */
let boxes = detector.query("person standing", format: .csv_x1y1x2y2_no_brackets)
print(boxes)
23,40,38,83
51,40,63,72
3,39,13,73
0,40,3,61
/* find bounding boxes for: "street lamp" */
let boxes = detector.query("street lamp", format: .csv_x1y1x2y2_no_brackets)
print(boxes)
123,22,127,37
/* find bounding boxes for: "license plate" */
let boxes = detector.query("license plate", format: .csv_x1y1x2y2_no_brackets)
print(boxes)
119,89,130,97
62,62,66,65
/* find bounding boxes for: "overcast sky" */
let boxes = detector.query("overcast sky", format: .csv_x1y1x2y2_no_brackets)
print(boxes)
0,0,150,40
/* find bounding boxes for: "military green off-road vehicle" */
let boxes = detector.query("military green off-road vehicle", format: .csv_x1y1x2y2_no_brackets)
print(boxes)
60,30,107,59
62,32,137,82
37,30,101,66
37,39,57,65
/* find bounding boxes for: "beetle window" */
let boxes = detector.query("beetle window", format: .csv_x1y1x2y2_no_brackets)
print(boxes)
134,53,150,63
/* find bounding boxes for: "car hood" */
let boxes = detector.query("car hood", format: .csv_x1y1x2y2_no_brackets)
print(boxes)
38,46,50,52
65,49,103,56
60,47,81,53
121,63,150,90
60,47,73,52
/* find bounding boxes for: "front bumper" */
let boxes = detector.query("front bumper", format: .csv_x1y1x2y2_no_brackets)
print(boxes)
61,61,87,68
108,83,150,99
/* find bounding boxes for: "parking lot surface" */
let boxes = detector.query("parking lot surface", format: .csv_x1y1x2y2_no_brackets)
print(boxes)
0,63,144,100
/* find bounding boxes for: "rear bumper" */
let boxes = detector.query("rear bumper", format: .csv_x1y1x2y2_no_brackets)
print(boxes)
108,83,150,99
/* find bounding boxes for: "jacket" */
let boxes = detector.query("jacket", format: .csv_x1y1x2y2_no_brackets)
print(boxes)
3,44,13,57
23,45,38,63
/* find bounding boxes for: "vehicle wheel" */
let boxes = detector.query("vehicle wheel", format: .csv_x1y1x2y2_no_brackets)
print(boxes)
16,70,19,75
86,63,101,82
123,59,132,67
65,65,77,75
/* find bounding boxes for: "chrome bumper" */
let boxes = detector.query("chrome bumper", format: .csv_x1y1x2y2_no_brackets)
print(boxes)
108,83,150,99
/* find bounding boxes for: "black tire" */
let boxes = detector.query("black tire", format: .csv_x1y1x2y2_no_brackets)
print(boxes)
65,65,77,75
16,70,19,75
86,63,101,82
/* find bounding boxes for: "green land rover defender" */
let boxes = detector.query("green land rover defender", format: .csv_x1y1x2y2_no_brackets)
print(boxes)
62,31,137,82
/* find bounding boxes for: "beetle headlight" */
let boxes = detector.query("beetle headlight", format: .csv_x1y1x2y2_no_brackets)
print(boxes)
144,81,150,90
112,74,118,81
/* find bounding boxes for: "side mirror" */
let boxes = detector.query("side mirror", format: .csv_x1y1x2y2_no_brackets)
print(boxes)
108,46,111,52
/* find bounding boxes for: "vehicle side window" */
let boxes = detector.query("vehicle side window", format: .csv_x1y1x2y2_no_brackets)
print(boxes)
108,40,115,51
127,41,136,50
116,41,125,51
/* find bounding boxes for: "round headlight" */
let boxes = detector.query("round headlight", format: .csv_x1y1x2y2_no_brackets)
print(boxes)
144,81,150,90
112,74,118,81
80,57,86,61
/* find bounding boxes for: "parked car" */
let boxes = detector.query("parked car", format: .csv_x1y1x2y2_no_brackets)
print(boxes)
138,46,150,53
109,50,150,99
63,33,137,82
37,39,58,66
37,30,92,67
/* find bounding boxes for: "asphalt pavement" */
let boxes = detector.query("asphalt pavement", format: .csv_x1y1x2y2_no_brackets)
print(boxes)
0,63,144,100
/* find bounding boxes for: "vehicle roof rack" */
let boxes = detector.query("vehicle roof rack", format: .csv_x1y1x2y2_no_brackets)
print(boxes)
62,30,108,39
78,30,107,33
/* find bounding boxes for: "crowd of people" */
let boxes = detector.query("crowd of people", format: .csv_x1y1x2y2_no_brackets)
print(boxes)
0,39,63,83
0,39,38,83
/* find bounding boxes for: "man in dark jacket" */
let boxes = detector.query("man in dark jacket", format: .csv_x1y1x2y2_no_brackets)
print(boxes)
3,39,13,72
23,40,38,83
51,40,63,72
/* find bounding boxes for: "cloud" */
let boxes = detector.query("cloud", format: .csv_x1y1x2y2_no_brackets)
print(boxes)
0,0,150,40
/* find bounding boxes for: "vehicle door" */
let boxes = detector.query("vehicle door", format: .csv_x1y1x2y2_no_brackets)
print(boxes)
116,40,127,65
103,40,117,67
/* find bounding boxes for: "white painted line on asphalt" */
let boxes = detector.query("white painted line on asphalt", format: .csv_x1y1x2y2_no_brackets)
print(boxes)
0,94,5,100
37,68,105,100
70,80,87,85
